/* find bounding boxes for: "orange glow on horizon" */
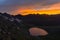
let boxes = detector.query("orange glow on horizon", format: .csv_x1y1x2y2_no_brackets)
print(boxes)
16,9,60,15
12,3,60,15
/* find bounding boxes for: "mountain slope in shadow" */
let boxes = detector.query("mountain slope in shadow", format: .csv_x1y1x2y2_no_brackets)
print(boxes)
0,13,60,40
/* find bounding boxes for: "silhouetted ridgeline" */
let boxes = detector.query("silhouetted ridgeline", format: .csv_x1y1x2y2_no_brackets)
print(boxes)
0,12,34,40
0,12,60,40
22,14,60,26
1,12,60,26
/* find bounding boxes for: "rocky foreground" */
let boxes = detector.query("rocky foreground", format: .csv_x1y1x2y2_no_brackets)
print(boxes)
0,13,60,40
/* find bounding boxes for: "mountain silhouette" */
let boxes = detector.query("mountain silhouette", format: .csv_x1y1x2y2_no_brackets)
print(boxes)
0,12,60,40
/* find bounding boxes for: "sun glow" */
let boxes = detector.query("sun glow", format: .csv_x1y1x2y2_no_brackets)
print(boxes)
9,3,60,15
16,9,60,15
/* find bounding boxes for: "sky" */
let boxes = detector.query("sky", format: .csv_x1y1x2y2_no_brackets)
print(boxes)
0,0,60,15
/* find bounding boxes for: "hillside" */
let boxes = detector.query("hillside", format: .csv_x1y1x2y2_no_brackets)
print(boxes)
0,13,60,40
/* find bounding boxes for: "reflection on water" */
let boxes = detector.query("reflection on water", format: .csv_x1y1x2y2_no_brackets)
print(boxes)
29,27,48,36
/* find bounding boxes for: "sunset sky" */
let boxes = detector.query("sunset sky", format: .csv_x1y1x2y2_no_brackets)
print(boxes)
0,0,60,15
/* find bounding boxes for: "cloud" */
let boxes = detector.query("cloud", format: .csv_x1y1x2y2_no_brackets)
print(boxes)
41,3,60,10
0,0,60,6
0,0,60,15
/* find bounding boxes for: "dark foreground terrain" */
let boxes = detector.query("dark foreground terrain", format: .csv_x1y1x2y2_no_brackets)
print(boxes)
0,13,60,40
